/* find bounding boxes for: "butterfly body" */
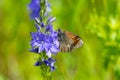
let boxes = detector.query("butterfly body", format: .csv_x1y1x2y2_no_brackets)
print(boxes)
58,30,84,52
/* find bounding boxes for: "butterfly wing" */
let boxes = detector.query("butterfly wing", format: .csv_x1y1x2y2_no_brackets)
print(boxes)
65,31,84,51
58,30,71,52
58,30,84,52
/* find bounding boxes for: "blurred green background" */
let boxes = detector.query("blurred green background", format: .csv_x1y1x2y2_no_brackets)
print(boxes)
0,0,120,80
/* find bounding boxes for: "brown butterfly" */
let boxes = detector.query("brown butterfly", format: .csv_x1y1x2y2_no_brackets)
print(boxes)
58,29,84,52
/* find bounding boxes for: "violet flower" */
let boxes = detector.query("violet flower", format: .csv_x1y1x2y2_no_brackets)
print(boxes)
35,58,56,71
28,0,59,72
30,22,59,57
28,0,40,19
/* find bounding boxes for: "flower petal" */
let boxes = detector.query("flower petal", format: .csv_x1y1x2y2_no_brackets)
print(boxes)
38,44,44,53
46,50,52,57
29,48,39,53
35,61,42,66
28,0,40,19
50,45,59,54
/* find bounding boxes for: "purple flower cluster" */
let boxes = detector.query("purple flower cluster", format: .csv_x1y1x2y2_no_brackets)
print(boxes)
28,0,59,71
30,23,59,57
35,58,56,71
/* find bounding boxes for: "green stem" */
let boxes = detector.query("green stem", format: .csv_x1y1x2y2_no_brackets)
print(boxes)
40,0,46,20
38,0,52,80
39,53,52,80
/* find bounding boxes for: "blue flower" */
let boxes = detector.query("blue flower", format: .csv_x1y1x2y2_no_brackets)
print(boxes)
30,47,39,53
45,0,51,12
47,16,56,24
28,0,40,19
44,0,51,16
35,58,56,71
30,24,59,57
35,61,42,66
29,0,60,72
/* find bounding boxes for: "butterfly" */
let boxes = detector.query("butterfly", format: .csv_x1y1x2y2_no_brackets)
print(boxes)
58,29,84,52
